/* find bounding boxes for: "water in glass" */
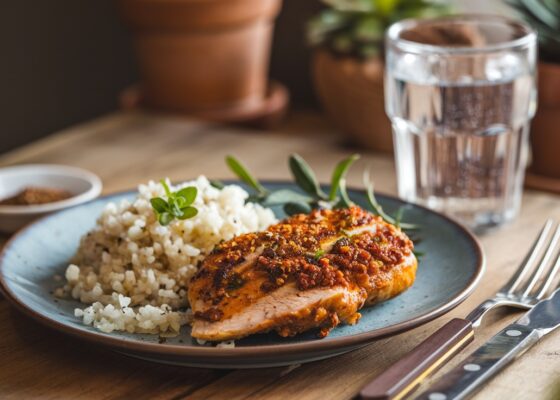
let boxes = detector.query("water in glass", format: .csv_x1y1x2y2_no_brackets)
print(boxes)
385,16,537,230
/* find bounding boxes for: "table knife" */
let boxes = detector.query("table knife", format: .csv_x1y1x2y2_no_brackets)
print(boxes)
417,287,560,400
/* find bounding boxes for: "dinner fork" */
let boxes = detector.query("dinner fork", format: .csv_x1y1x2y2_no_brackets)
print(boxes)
359,219,560,400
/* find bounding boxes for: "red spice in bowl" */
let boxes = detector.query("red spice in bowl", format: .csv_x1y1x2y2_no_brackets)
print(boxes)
0,187,73,206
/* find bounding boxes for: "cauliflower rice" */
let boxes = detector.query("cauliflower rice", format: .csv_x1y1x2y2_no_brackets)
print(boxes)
56,176,276,336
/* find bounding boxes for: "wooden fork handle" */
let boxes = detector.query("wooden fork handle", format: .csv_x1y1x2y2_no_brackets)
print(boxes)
359,318,474,400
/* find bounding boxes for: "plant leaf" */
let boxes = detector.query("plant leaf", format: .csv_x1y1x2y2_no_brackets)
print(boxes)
226,155,268,195
307,10,351,45
329,154,360,201
314,249,326,259
151,181,199,226
178,206,198,220
210,180,225,189
262,189,314,207
150,197,168,213
170,199,183,217
289,154,327,200
176,186,197,205
158,212,173,226
363,173,393,222
520,0,560,30
394,207,404,229
413,250,425,258
160,179,172,198
321,0,373,12
363,170,417,230
353,16,383,43
175,197,186,208
336,178,355,208
283,202,313,216
247,193,267,204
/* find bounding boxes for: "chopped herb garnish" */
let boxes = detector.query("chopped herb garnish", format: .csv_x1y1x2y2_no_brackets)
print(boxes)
314,249,326,260
150,180,198,226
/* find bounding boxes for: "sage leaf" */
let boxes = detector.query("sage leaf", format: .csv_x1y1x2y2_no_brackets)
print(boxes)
363,171,417,230
262,189,314,207
394,207,404,229
289,154,327,199
247,193,266,204
413,250,425,258
283,201,312,216
336,178,354,208
210,180,225,190
329,154,360,201
226,155,268,195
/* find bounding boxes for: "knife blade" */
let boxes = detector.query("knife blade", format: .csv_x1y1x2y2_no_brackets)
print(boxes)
417,287,560,400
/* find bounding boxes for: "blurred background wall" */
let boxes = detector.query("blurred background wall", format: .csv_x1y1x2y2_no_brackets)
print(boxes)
0,0,510,155
1,1,137,153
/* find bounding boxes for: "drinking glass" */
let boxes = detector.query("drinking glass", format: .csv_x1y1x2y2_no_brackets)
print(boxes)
385,15,537,231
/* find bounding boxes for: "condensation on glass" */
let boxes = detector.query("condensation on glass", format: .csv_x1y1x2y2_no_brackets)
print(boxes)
385,15,537,231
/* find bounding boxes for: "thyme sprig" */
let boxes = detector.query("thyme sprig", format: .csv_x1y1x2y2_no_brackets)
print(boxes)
150,180,198,226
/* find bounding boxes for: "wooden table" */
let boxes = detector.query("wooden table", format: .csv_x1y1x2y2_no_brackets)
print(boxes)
0,111,559,400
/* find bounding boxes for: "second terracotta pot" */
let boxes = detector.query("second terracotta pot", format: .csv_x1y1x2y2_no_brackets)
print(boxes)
118,0,282,113
312,51,393,153
530,62,560,179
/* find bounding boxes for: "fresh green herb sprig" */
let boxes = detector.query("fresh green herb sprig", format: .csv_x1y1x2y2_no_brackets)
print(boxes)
150,180,198,226
225,156,270,203
225,153,418,231
362,169,417,230
226,153,359,215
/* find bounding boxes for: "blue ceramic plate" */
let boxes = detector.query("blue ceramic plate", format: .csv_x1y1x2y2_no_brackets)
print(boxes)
0,182,484,368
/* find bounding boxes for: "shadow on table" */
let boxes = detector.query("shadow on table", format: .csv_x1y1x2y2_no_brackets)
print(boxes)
2,308,227,399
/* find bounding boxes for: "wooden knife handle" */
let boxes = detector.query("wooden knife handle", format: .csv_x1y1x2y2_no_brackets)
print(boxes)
359,318,474,400
416,323,540,400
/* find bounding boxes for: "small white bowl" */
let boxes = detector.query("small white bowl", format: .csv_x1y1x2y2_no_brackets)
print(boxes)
0,164,102,233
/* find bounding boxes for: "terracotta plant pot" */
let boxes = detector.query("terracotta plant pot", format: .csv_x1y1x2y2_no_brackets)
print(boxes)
118,0,282,114
312,50,393,153
530,62,560,179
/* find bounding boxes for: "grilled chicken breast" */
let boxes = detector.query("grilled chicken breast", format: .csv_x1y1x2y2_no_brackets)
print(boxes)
188,206,416,341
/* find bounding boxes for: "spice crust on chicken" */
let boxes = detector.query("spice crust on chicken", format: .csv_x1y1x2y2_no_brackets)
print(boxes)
189,206,416,341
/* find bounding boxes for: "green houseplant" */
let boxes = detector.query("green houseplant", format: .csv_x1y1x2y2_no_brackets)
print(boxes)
507,0,560,182
307,0,449,153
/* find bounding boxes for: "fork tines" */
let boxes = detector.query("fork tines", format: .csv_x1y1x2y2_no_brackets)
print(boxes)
501,219,560,300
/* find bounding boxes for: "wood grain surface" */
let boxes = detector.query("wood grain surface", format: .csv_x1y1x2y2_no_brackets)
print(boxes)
0,111,559,400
